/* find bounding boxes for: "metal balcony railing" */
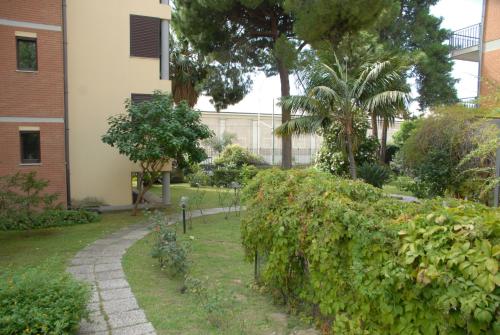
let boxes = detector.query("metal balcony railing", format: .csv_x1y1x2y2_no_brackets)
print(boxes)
449,23,481,50
460,97,478,108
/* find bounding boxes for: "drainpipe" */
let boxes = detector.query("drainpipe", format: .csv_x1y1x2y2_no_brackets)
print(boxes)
62,0,71,208
477,0,487,100
160,0,169,80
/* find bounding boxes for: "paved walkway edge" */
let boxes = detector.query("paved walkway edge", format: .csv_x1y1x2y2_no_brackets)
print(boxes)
68,207,238,335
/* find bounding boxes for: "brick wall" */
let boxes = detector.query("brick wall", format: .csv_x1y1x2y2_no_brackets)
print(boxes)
0,1,67,206
0,26,64,118
0,123,67,206
0,0,62,26
481,49,500,94
484,0,500,42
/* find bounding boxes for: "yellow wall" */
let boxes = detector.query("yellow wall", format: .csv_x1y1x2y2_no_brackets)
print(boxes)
67,0,171,205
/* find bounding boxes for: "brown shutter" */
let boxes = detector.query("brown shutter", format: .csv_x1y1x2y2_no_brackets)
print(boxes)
130,15,160,58
131,93,154,104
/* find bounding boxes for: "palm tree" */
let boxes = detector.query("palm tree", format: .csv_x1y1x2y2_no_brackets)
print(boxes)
276,57,409,179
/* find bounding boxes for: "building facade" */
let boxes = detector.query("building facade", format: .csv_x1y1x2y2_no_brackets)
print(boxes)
450,0,500,97
0,0,172,207
0,0,68,205
481,0,500,94
66,0,171,206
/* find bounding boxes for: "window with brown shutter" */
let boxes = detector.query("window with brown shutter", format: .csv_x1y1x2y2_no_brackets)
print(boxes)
130,15,161,58
131,93,154,105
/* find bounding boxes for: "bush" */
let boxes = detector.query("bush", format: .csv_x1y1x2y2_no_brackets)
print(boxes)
240,164,259,186
0,172,99,230
187,170,211,187
149,211,190,276
315,117,379,176
0,267,90,335
214,144,264,168
211,166,241,187
241,169,500,334
0,209,100,231
357,163,391,188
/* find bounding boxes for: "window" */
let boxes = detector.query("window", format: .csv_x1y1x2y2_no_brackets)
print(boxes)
130,15,160,58
131,93,154,104
16,38,37,71
20,131,41,164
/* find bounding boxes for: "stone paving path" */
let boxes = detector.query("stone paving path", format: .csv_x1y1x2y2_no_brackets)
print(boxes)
68,207,238,335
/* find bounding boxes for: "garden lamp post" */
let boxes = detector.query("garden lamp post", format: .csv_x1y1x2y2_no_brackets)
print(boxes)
180,196,188,234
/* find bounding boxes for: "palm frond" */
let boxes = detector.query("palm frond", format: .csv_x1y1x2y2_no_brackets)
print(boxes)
275,115,325,136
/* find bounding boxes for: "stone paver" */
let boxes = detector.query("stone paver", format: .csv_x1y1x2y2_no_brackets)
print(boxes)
69,207,236,335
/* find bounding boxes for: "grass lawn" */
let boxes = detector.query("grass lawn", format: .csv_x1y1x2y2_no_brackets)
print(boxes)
383,181,414,197
123,213,312,335
151,183,234,211
0,184,232,275
0,212,144,273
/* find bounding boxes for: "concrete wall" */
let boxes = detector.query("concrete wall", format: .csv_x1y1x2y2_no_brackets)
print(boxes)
201,111,402,165
66,0,172,206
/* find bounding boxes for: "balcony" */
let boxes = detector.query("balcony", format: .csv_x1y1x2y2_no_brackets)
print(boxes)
449,24,481,62
459,96,479,108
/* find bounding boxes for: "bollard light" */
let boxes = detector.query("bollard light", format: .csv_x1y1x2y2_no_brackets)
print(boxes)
180,196,189,234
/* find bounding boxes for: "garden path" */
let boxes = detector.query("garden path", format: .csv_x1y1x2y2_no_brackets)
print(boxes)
68,207,238,335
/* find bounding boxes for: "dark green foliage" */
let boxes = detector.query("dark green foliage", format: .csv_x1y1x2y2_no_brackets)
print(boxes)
285,0,393,47
398,109,498,200
149,212,190,276
211,167,241,188
357,163,391,188
0,172,99,230
393,118,421,148
0,267,90,335
214,145,264,168
315,117,380,176
102,92,212,213
377,0,457,109
241,169,500,334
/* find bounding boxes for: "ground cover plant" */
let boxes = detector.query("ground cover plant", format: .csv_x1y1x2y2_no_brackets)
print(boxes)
241,169,500,334
0,266,89,335
123,213,313,335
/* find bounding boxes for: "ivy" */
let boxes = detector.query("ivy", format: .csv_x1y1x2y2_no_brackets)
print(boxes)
241,169,500,334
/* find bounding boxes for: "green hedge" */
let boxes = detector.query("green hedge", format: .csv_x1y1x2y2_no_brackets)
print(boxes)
0,209,100,231
241,169,500,334
0,267,90,335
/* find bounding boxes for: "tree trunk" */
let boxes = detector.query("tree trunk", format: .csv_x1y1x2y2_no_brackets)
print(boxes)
371,112,378,138
346,133,357,179
277,60,292,169
380,116,389,164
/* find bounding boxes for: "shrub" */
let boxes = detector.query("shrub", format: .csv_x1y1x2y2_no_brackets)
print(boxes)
240,164,259,186
214,144,264,168
187,170,211,187
357,163,391,188
0,267,90,335
315,117,379,176
0,209,100,231
399,108,498,200
0,172,98,230
241,169,500,334
211,166,241,187
149,211,190,276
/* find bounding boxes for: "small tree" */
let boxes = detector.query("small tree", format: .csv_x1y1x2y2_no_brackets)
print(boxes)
102,92,213,215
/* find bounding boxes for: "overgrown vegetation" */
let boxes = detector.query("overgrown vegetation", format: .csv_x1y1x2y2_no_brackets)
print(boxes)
241,169,500,334
0,266,90,335
0,172,99,231
396,107,499,201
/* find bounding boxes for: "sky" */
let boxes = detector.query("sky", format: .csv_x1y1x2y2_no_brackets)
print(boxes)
195,0,483,115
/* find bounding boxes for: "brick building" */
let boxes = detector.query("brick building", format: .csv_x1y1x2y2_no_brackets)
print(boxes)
0,0,68,205
0,0,172,207
450,0,500,96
